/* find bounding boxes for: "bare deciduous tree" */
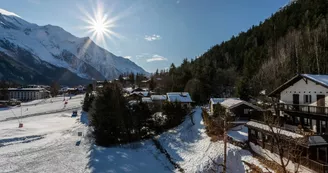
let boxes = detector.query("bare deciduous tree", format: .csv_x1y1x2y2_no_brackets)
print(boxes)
260,109,305,173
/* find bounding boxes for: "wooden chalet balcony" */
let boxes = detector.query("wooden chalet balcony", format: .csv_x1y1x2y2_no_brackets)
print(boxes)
300,157,328,173
278,103,328,116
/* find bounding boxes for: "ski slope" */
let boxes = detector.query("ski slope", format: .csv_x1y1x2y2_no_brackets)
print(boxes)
0,110,90,173
0,95,83,122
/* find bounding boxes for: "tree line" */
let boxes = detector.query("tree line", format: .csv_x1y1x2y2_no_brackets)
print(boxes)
83,82,191,146
151,0,328,103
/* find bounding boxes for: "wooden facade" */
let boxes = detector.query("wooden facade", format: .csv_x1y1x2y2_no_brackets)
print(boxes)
248,124,328,173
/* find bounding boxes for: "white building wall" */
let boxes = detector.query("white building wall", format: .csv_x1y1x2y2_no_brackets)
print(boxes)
280,79,328,106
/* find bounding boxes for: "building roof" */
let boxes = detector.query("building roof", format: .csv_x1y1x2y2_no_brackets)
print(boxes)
132,91,149,97
142,97,153,103
220,98,263,111
151,95,167,101
268,74,328,97
209,98,240,105
308,135,328,146
246,121,303,138
8,88,45,91
141,79,150,83
166,92,192,103
132,88,145,92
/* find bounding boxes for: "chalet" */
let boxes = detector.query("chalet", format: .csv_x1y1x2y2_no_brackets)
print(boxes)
221,98,263,122
210,98,262,123
151,95,167,103
166,92,193,107
142,97,153,104
209,98,239,114
247,74,328,173
126,92,144,101
151,95,167,109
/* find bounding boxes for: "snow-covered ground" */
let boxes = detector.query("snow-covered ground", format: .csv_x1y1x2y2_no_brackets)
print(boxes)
0,95,83,121
227,125,248,142
0,99,268,173
157,108,267,173
0,110,90,173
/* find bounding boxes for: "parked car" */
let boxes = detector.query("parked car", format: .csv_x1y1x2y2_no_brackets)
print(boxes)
71,110,78,117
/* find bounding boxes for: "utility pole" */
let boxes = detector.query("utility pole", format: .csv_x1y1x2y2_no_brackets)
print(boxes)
223,110,227,173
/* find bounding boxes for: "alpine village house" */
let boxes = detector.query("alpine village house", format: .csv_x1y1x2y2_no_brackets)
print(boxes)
247,74,328,173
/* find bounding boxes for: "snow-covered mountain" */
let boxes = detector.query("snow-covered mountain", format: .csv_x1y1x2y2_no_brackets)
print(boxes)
0,9,147,85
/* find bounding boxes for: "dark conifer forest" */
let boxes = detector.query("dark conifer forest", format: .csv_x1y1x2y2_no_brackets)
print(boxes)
153,0,328,103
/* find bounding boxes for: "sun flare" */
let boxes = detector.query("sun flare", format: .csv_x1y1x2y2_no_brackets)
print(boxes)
79,1,121,48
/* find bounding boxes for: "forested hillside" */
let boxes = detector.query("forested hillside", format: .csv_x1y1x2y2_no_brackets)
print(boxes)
156,0,328,103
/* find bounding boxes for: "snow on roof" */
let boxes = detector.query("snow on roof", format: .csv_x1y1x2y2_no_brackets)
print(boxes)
210,98,226,104
123,87,133,93
141,79,150,83
8,88,45,91
132,91,149,97
209,98,240,105
151,95,167,101
142,97,153,103
246,121,303,138
220,98,263,111
302,74,328,87
166,92,192,103
269,74,328,96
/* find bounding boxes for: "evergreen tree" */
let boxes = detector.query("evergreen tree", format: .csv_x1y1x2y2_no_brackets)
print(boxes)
82,92,90,112
89,83,130,146
148,77,156,91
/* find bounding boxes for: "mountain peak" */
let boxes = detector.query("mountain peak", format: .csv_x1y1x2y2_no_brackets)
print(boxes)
0,8,20,18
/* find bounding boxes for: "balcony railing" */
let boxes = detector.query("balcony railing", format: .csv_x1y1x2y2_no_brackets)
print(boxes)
300,157,328,173
278,103,328,116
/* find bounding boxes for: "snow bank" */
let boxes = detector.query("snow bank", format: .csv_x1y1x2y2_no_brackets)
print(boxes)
88,141,173,173
157,107,268,173
227,125,248,142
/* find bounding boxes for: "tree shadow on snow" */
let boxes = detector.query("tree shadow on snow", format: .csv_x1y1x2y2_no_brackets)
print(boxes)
86,140,174,173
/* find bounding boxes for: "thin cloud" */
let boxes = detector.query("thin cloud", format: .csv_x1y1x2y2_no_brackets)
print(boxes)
27,0,41,4
147,54,168,62
124,56,132,59
144,34,161,41
177,0,180,4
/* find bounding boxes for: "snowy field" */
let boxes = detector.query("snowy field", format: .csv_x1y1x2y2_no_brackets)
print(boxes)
0,98,268,173
0,110,90,173
0,95,83,121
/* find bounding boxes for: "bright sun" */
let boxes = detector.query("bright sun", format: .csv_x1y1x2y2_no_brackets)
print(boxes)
79,1,121,48
93,20,105,33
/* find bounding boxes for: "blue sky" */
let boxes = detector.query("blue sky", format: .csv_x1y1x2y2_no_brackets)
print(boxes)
1,0,289,72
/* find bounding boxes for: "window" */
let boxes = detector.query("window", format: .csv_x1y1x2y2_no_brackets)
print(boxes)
251,129,256,136
318,147,327,163
264,134,271,142
257,131,262,141
321,121,327,134
304,118,310,126
244,109,253,114
304,95,312,104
